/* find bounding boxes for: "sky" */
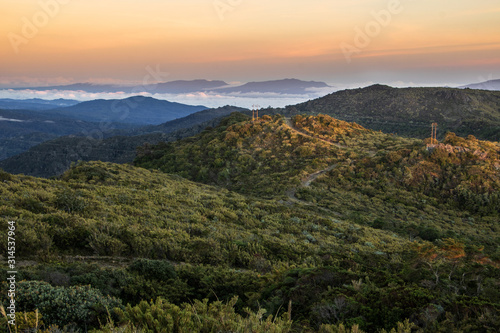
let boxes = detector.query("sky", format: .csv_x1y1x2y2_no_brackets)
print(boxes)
1,0,499,101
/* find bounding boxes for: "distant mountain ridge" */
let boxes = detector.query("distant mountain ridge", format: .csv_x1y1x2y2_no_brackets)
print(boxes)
276,84,500,141
460,79,500,91
152,80,228,93
45,96,207,125
8,80,229,94
214,79,331,94
7,78,331,95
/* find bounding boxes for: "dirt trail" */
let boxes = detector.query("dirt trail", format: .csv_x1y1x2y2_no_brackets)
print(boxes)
284,117,347,150
302,164,337,187
283,117,340,192
282,117,378,217
283,117,340,216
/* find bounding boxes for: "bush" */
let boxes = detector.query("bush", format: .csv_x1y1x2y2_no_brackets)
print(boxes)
13,281,122,329
0,168,12,181
129,259,177,281
0,310,45,332
54,189,88,214
114,296,292,333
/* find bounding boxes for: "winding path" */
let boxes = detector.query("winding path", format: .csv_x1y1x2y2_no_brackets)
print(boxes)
283,117,341,216
284,117,347,150
284,117,341,188
282,116,378,217
302,164,337,187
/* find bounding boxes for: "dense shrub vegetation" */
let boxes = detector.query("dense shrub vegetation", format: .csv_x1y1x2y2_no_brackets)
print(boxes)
1,113,499,332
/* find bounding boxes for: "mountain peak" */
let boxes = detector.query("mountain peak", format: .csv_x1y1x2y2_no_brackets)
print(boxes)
51,96,207,125
215,78,331,94
365,84,393,90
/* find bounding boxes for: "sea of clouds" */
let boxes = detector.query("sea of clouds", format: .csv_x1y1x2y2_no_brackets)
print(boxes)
0,87,337,109
0,80,466,109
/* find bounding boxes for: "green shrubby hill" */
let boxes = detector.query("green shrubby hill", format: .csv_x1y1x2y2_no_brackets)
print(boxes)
134,113,401,196
135,112,500,256
0,160,410,267
277,85,500,141
1,113,500,332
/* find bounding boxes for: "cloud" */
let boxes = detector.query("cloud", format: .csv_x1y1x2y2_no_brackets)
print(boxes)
0,88,329,108
0,116,24,122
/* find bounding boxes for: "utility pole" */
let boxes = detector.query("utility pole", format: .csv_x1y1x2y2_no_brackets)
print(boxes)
252,104,260,121
431,123,438,145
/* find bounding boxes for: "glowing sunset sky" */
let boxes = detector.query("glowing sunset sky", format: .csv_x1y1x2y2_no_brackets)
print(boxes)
1,0,499,87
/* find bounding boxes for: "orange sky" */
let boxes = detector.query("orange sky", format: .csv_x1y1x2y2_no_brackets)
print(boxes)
1,0,499,86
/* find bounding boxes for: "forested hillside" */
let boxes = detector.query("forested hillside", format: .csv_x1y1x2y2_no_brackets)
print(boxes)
0,106,247,178
0,108,136,160
44,96,207,125
1,113,498,332
276,85,500,140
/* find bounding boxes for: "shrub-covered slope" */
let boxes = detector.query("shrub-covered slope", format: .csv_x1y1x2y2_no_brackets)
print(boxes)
279,85,500,140
135,113,392,196
135,113,500,252
1,112,500,332
1,161,499,332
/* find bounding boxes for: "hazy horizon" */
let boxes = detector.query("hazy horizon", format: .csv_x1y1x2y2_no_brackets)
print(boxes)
1,78,499,109
1,0,499,91
0,78,486,109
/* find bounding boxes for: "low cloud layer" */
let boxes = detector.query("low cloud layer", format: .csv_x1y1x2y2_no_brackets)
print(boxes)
0,88,336,109
0,81,464,109
0,116,24,122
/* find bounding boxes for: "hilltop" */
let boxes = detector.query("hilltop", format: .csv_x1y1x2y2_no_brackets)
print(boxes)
45,96,207,125
278,85,500,141
135,113,391,196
